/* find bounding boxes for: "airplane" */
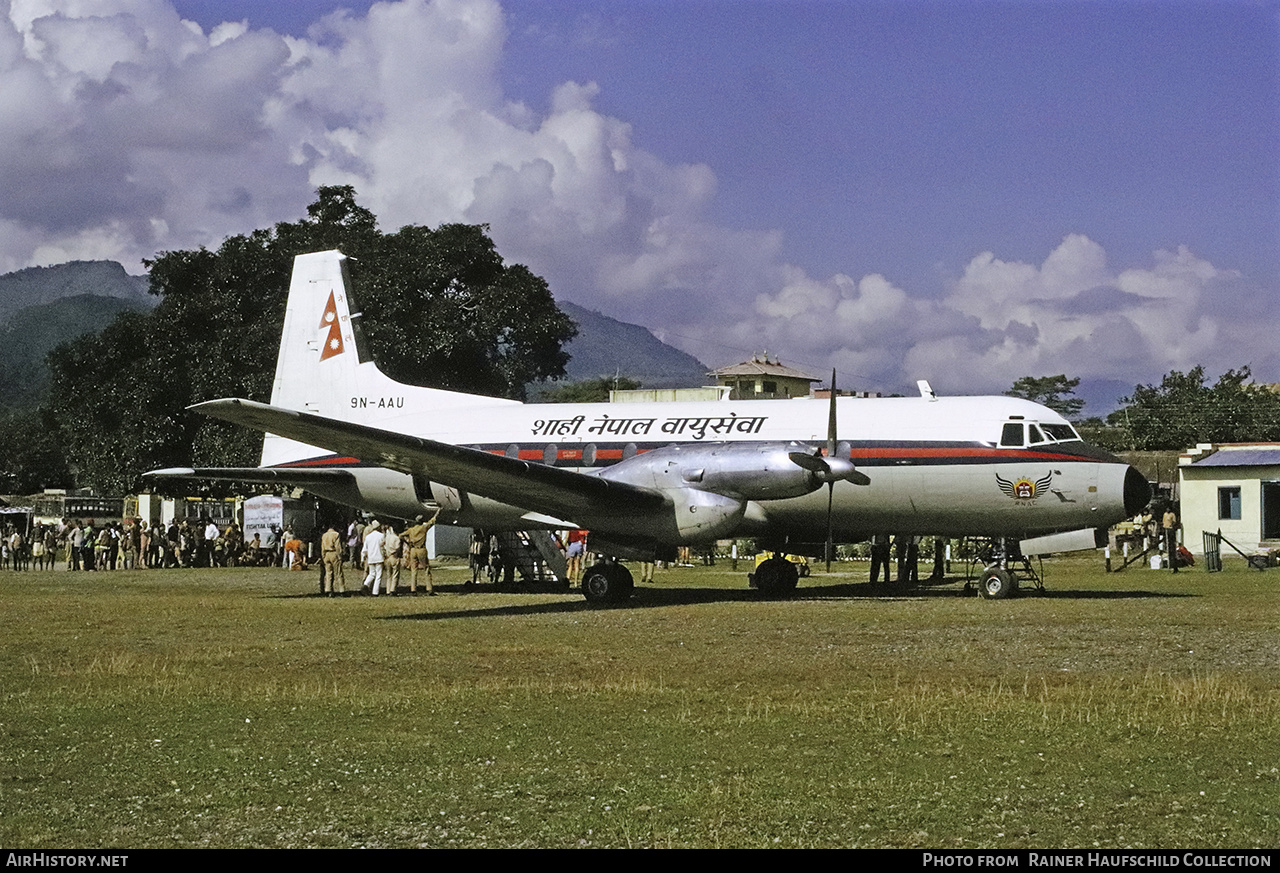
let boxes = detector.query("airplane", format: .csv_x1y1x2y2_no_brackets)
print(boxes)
147,250,1151,603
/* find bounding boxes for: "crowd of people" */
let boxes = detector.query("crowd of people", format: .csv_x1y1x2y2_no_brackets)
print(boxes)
0,517,292,571
0,512,475,587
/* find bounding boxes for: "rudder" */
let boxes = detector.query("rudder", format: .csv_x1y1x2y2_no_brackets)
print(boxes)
260,250,514,467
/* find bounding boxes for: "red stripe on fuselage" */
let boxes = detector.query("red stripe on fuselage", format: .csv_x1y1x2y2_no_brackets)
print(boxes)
278,457,363,467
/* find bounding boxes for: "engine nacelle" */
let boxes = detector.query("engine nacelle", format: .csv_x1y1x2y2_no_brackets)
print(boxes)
670,487,747,540
601,441,822,501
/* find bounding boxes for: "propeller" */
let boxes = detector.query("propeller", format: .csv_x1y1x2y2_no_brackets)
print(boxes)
787,369,870,571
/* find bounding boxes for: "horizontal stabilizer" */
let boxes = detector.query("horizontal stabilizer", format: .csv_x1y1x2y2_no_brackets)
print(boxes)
144,466,355,486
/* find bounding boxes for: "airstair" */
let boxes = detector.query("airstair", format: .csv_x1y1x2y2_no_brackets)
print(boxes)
493,531,568,587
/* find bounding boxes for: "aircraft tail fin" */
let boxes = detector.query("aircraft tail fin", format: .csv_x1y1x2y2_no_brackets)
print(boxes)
261,250,515,467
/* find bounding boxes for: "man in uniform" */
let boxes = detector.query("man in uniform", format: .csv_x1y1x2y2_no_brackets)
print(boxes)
321,523,345,596
401,511,439,595
381,523,402,595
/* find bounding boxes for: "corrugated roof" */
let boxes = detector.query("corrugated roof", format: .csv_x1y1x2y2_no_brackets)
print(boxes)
1193,448,1280,467
709,359,821,381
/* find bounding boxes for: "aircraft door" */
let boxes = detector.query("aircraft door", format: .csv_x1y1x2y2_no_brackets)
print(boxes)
1045,461,1100,515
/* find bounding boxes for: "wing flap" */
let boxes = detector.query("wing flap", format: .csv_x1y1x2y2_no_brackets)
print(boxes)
189,398,669,521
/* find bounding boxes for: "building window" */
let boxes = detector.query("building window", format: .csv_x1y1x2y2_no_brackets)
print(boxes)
1218,487,1242,520
762,380,777,394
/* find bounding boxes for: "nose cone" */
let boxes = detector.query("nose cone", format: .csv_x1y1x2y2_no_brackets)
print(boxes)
1124,466,1152,517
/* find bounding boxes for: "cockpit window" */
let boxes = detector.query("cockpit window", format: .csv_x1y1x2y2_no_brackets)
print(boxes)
1001,421,1082,447
1042,423,1081,442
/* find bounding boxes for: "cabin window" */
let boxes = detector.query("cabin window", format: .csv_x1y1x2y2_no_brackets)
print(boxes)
1000,422,1024,447
1218,487,1242,520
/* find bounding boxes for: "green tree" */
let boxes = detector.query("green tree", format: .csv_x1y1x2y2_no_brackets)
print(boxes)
0,409,74,494
44,186,576,493
537,376,642,403
1005,374,1085,419
1074,416,1132,453
1114,365,1280,451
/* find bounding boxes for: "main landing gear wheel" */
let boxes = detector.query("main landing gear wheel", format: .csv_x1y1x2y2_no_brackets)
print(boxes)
979,567,1016,600
753,556,799,598
581,563,634,605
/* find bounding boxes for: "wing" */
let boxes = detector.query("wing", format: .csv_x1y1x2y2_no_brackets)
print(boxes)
188,398,669,523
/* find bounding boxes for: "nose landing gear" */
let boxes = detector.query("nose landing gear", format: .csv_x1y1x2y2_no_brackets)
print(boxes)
967,537,1043,600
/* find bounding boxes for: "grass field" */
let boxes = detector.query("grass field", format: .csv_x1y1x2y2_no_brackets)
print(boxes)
2,555,1278,848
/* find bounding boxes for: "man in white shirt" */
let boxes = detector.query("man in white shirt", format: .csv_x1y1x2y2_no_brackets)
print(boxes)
204,519,219,567
362,520,386,595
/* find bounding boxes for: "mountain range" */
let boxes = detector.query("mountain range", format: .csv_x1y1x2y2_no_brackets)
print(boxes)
0,261,150,322
0,262,155,411
555,301,708,388
0,261,710,411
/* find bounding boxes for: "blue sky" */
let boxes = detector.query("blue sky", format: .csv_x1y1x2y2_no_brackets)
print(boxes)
503,2,1279,289
5,0,1278,408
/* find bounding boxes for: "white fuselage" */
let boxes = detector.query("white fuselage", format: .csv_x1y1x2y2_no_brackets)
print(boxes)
267,390,1134,544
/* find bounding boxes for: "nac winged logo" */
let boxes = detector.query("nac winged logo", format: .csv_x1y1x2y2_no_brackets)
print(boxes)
996,471,1053,503
318,291,345,361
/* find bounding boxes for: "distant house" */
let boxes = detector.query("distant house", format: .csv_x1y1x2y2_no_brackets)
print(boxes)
709,355,821,400
1178,443,1280,554
609,386,731,403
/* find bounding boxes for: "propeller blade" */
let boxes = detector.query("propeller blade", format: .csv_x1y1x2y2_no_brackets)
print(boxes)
827,368,838,460
826,369,837,573
825,481,834,572
788,451,871,485
845,468,872,487
788,450,827,473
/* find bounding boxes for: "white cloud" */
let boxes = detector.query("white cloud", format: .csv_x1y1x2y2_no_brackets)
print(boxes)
2,0,307,266
0,0,1267,398
897,236,1247,394
686,232,1261,397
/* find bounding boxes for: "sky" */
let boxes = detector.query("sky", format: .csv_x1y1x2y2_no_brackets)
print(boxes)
2,0,1277,410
